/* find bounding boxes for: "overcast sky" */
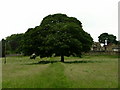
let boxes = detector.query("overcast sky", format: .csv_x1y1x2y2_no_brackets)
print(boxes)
0,0,119,41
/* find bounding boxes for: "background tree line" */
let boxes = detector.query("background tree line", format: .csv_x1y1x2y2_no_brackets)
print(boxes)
1,34,24,56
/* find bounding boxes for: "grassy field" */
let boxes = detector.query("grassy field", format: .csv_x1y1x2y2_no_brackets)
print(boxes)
2,55,118,88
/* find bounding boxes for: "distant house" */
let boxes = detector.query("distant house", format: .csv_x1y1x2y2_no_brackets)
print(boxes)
91,42,103,51
112,48,120,52
105,43,119,52
91,42,120,52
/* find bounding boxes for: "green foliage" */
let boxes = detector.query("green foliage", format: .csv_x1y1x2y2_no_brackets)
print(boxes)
22,27,43,55
41,14,93,59
5,34,24,54
98,33,117,45
23,13,93,61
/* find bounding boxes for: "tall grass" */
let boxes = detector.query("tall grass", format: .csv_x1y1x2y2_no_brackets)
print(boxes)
2,55,118,88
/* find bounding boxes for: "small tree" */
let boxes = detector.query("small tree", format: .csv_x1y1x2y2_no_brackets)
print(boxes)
98,33,117,45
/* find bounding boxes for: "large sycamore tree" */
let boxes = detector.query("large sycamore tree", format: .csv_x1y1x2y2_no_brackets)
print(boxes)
23,14,93,62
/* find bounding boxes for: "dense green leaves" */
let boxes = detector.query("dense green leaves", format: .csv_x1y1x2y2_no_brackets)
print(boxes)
23,27,43,55
5,34,24,54
23,13,93,61
98,33,117,45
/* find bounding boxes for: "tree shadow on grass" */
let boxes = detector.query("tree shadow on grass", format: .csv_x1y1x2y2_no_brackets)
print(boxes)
63,60,103,64
24,60,59,65
24,60,103,65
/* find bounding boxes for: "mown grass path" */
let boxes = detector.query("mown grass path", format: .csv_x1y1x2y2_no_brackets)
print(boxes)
36,62,72,88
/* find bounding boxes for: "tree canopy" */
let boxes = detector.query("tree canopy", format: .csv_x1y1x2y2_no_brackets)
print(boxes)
98,33,117,45
5,33,24,54
22,27,43,55
23,13,93,62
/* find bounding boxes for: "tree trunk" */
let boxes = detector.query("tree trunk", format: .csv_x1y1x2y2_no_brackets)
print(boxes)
61,55,64,62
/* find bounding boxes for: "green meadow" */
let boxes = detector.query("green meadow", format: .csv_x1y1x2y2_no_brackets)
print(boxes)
2,55,118,88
